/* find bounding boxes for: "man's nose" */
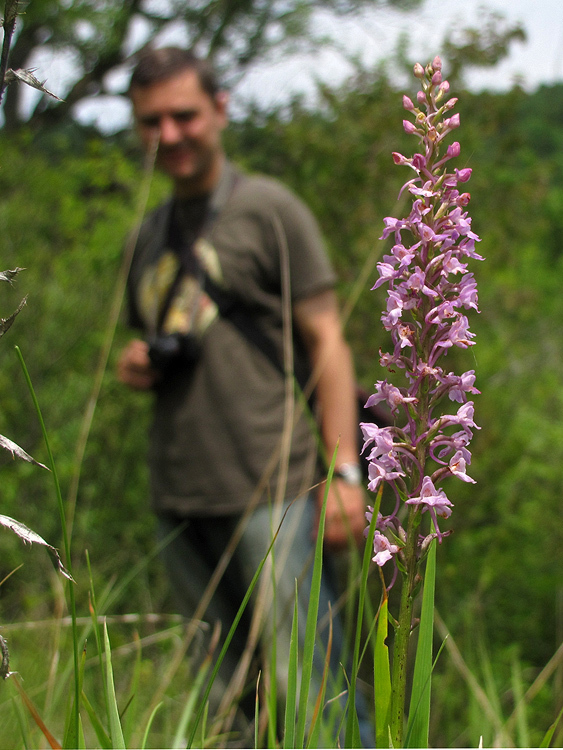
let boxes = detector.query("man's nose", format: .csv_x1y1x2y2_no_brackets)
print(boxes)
158,115,183,145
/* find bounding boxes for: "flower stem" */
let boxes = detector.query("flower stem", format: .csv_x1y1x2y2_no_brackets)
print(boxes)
390,507,419,746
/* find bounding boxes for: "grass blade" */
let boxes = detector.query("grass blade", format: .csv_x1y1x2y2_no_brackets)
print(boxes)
374,588,391,749
15,346,80,743
306,611,332,749
283,580,300,748
405,536,436,749
122,631,143,745
141,702,164,750
10,674,62,749
255,671,261,750
540,702,563,748
294,450,335,748
80,691,112,750
171,633,215,749
103,621,126,749
343,486,382,748
511,650,530,748
11,693,31,750
63,641,87,749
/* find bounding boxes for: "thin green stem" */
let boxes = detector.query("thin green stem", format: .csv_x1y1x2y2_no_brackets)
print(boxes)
390,576,412,746
390,506,420,747
65,135,158,540
14,345,80,745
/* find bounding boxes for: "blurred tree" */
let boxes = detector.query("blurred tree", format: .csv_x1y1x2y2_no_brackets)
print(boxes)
441,9,527,86
1,0,423,130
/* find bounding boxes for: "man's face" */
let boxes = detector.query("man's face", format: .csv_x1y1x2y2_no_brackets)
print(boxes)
131,69,228,195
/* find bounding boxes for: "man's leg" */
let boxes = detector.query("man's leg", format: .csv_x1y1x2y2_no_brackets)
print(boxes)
156,514,254,703
234,494,374,746
157,503,373,744
234,496,347,710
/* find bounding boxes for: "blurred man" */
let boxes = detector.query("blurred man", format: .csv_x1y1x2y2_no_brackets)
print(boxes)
118,46,367,737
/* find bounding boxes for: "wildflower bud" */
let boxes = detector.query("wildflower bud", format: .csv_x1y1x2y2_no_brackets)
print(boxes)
412,153,426,170
447,142,461,158
392,152,409,165
445,97,458,110
432,71,442,86
432,55,442,71
413,62,425,79
457,193,471,206
455,168,472,182
439,81,450,95
403,95,416,112
403,119,418,135
417,90,426,105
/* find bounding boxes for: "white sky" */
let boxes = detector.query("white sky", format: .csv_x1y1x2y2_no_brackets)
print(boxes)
235,0,563,109
36,0,563,131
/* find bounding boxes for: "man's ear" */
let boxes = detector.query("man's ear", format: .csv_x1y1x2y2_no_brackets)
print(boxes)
214,90,229,125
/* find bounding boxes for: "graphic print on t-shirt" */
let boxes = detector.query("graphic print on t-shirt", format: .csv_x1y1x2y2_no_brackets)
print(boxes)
136,238,223,338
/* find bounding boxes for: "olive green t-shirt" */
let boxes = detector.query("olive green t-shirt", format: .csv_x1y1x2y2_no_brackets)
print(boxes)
128,163,336,516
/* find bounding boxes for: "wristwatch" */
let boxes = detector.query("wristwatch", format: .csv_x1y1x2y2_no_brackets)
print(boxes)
334,462,363,486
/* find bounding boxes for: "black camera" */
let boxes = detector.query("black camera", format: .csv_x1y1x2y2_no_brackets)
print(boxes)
148,332,201,373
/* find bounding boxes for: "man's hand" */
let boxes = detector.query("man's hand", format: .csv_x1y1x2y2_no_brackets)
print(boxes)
117,339,160,390
316,480,367,551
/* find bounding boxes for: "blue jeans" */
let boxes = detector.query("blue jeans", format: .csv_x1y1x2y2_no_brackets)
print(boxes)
157,494,373,744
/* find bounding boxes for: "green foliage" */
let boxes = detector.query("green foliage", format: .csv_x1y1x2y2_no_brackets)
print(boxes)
437,84,563,668
0,129,171,622
3,59,563,747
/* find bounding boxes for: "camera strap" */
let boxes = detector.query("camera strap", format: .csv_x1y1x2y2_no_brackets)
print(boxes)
154,163,241,332
156,163,302,385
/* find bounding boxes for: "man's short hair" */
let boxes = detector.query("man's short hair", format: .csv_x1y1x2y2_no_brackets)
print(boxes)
129,47,220,99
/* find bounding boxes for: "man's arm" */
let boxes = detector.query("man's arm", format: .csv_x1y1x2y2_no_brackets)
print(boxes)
293,289,366,549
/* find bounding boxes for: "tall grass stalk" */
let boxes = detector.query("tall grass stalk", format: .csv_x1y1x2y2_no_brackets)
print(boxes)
511,651,530,748
103,623,126,749
15,346,80,746
541,702,563,748
283,581,300,749
185,487,320,749
171,628,216,748
293,454,333,749
373,587,391,748
64,135,159,539
10,674,62,749
344,486,382,747
434,610,506,740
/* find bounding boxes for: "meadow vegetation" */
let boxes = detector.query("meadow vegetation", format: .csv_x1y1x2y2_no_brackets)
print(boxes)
1,58,563,747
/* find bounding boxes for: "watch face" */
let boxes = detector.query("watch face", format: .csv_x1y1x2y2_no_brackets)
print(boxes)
337,463,362,486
